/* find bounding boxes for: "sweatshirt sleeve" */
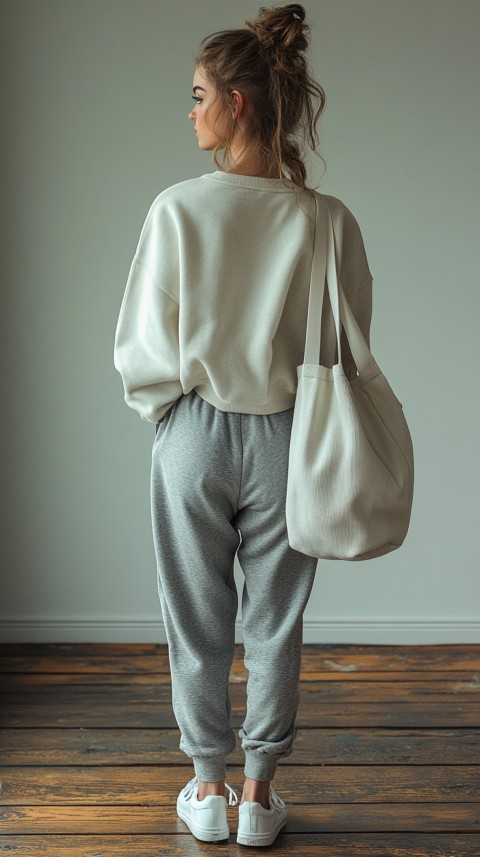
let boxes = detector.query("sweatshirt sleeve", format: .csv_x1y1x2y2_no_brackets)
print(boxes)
113,257,182,424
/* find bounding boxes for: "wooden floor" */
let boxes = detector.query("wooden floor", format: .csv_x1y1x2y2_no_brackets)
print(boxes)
0,643,480,855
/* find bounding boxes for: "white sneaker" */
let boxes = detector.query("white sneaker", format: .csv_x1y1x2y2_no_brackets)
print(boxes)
176,775,238,842
237,787,287,847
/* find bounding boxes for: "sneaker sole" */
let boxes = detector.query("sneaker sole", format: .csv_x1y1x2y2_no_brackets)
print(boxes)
237,817,287,847
177,806,230,842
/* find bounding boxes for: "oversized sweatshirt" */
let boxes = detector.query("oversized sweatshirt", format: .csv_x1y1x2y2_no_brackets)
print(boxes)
114,170,373,424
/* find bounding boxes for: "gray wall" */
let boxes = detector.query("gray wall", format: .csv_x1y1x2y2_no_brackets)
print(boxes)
1,0,479,643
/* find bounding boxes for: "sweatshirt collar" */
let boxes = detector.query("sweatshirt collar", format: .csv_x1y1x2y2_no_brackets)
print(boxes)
202,170,298,192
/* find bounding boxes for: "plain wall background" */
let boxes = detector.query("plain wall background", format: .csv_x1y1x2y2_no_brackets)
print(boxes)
1,0,479,643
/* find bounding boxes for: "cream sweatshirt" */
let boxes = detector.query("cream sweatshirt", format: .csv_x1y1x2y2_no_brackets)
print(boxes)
114,170,373,424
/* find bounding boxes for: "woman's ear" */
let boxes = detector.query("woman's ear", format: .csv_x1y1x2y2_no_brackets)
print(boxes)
230,90,244,119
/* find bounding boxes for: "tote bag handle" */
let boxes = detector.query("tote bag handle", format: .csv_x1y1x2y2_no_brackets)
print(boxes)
305,195,377,376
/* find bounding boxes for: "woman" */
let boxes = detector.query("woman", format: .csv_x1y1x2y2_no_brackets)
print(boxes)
114,3,372,847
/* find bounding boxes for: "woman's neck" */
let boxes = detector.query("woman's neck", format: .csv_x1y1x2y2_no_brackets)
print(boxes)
226,151,280,180
226,165,281,179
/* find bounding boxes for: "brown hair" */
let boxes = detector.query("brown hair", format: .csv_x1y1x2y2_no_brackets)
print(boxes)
192,3,326,193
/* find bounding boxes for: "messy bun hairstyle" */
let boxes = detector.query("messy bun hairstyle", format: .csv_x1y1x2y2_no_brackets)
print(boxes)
192,3,326,191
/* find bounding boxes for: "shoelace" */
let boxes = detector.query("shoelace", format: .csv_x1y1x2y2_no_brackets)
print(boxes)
268,787,286,811
225,782,239,806
182,776,239,806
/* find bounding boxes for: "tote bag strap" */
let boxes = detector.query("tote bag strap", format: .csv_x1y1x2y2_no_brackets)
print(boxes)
303,195,331,365
304,194,378,375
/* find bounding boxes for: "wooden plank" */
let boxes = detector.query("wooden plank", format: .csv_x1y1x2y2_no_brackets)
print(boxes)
0,656,172,676
3,669,480,684
1,674,175,687
0,833,479,856
0,728,182,765
3,674,480,702
1,765,480,805
1,802,480,834
0,644,164,657
2,643,480,674
299,670,480,682
1,696,478,728
295,678,480,700
2,727,480,766
3,675,480,701
300,645,480,672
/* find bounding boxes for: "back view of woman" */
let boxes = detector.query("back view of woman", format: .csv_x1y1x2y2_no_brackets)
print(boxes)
114,3,372,847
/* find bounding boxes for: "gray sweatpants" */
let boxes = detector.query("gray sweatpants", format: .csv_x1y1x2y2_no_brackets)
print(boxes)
150,390,317,783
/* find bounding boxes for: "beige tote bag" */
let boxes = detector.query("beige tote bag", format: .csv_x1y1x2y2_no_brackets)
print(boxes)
286,195,414,561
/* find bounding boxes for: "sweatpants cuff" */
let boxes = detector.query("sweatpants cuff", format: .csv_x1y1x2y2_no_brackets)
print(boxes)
192,755,226,782
244,750,282,781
